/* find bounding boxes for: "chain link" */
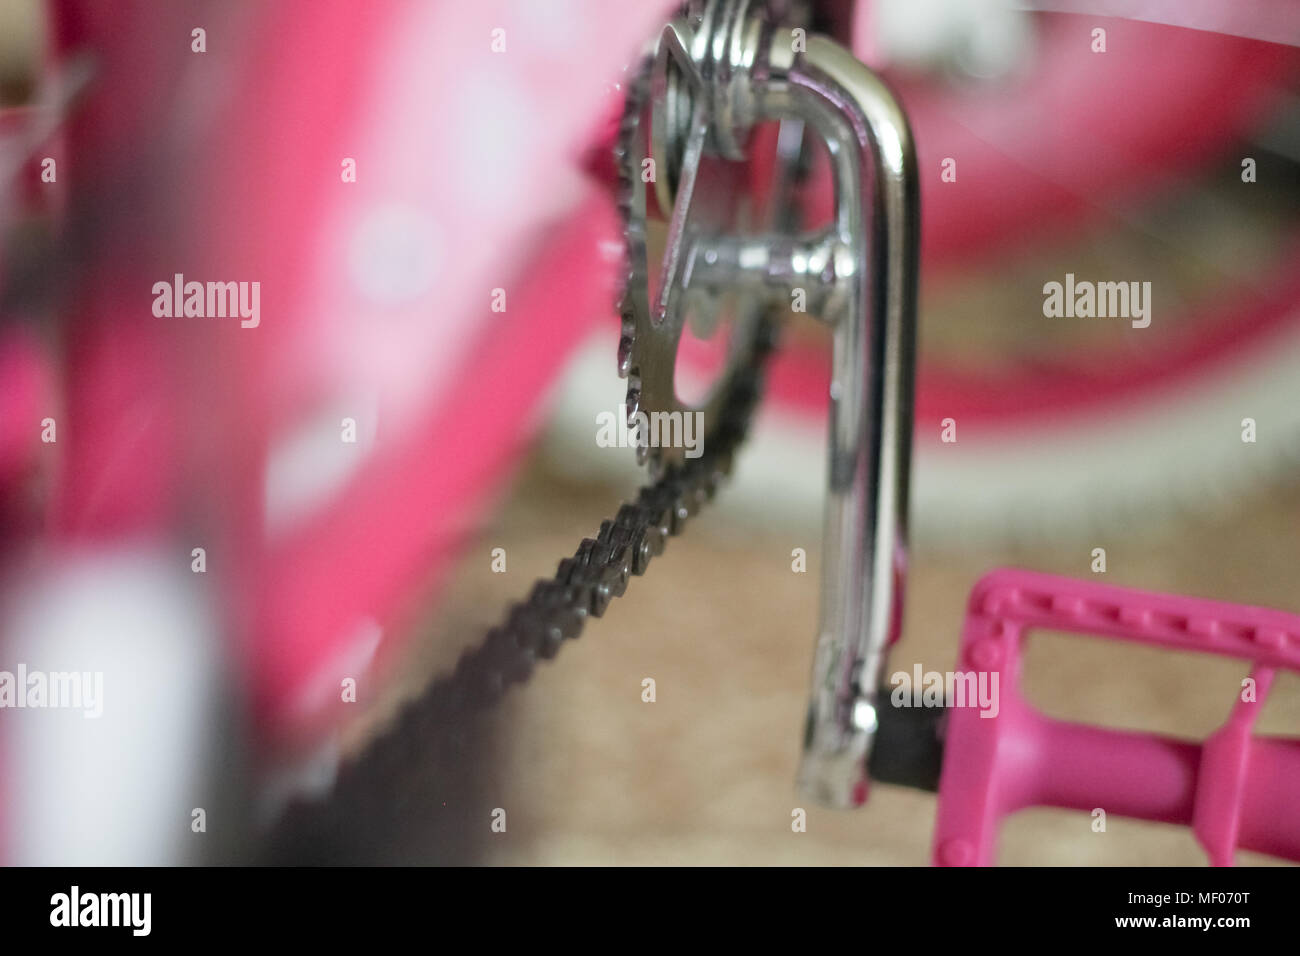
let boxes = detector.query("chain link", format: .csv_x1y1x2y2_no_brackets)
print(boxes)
264,315,773,862
261,37,782,861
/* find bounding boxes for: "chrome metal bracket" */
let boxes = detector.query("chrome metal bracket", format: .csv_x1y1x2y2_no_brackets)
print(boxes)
625,0,919,807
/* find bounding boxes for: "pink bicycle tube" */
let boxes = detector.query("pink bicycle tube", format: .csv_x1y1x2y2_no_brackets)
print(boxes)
933,568,1300,866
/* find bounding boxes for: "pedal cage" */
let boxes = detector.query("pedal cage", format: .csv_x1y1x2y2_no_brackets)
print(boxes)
934,569,1300,866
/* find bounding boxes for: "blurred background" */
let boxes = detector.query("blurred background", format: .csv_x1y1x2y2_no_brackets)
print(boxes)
2,0,1299,865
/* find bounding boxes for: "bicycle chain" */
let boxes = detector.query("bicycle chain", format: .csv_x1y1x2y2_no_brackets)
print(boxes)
264,317,773,862
263,43,778,862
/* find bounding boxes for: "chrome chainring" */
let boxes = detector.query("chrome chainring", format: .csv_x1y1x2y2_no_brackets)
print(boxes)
615,0,805,477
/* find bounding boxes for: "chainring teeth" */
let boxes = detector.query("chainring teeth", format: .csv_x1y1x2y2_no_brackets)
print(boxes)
614,7,775,474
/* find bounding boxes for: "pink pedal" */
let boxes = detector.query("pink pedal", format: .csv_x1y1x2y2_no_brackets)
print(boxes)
933,569,1300,866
